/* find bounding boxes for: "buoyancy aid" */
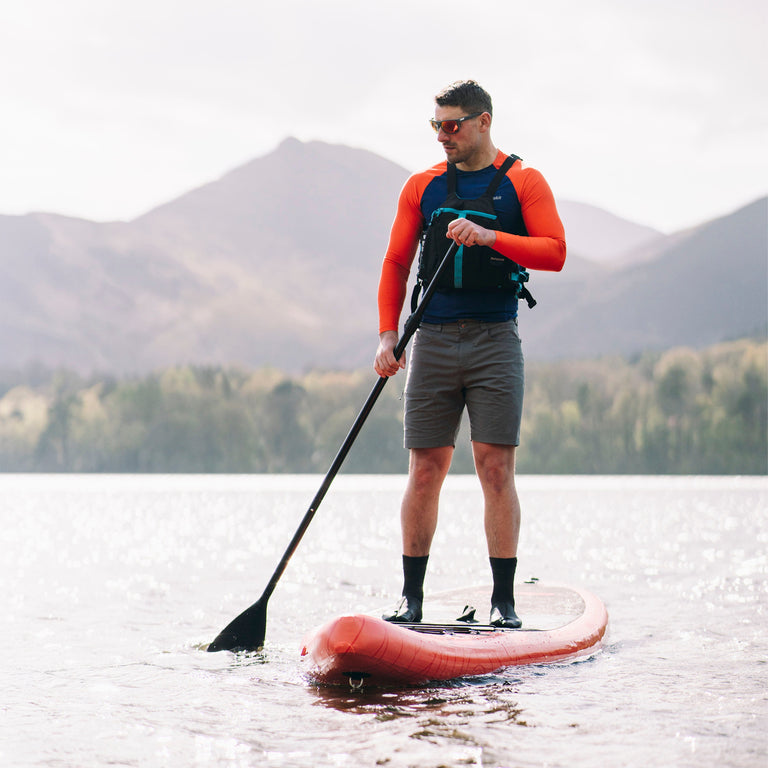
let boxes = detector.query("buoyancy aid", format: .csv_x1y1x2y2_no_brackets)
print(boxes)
411,154,536,313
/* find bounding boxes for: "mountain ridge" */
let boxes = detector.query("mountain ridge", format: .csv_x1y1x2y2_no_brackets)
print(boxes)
1,138,765,373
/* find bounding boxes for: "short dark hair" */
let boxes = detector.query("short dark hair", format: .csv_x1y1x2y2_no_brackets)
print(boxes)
434,80,493,116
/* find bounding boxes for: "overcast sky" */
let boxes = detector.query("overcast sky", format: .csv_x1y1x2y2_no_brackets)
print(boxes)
1,0,765,233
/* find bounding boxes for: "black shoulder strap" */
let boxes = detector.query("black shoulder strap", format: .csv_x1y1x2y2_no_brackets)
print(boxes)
484,154,518,197
446,162,457,194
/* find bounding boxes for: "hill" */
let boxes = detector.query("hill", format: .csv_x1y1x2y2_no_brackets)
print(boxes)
0,138,765,373
525,197,767,358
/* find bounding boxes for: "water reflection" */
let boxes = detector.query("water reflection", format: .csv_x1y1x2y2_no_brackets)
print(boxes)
307,675,528,723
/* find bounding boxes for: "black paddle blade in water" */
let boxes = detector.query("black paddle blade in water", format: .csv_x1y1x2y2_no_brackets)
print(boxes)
207,599,267,652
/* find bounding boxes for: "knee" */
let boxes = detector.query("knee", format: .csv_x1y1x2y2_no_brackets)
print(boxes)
480,463,512,494
474,446,516,493
409,448,452,491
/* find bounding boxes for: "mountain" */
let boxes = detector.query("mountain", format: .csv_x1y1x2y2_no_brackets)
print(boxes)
553,200,663,264
524,197,768,359
0,139,406,372
0,138,765,373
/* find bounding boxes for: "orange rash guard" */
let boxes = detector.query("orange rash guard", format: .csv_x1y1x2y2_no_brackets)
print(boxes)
378,150,566,333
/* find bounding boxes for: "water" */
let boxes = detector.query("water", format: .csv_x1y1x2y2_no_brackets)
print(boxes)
1,474,766,767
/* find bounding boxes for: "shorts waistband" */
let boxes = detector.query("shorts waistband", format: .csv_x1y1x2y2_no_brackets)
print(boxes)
421,317,517,332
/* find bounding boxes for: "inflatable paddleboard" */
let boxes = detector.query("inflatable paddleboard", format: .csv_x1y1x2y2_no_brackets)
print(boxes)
301,581,608,687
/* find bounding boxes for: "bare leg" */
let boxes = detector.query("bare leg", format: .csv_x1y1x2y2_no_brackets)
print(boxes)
472,442,522,628
400,446,454,556
472,442,520,558
383,446,454,623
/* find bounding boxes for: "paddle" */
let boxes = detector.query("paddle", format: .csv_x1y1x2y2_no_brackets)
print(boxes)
207,240,458,653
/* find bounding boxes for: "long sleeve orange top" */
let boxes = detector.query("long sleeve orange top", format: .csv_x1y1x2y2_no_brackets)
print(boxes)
378,150,566,333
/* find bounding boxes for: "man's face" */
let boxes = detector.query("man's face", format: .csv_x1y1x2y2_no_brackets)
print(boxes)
433,105,484,165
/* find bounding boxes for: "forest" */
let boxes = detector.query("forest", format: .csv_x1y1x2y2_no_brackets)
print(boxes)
0,338,765,475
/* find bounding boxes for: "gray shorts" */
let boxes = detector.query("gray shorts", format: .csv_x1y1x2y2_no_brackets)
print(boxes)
403,319,524,449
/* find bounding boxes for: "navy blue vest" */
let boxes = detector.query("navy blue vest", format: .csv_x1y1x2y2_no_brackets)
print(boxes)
414,155,535,322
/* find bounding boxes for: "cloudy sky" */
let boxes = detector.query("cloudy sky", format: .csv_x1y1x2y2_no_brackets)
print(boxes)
1,0,765,233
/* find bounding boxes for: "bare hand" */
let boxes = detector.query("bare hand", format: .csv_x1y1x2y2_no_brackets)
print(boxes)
446,218,497,248
374,330,405,377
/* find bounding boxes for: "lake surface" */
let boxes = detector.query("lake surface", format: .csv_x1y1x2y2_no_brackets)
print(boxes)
1,474,766,767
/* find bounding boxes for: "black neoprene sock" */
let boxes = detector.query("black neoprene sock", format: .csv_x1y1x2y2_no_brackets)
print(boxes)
489,556,518,605
401,554,429,599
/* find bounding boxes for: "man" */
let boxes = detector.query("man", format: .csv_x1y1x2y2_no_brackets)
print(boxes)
374,80,566,628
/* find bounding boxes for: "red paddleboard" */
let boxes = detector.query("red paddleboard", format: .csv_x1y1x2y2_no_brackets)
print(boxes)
301,581,608,687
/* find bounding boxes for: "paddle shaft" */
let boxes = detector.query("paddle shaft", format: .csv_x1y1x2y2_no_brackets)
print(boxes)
207,241,458,650
255,240,457,606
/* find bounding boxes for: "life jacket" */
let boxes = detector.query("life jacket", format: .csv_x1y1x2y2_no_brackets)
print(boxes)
411,154,536,313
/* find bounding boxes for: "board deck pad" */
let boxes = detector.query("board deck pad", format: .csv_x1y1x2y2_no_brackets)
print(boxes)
301,581,608,687
406,581,586,631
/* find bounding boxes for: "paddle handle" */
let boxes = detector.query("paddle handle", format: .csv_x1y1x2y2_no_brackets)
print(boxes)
258,241,457,603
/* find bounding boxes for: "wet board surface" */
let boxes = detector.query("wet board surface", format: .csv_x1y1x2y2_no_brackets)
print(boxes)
300,581,609,687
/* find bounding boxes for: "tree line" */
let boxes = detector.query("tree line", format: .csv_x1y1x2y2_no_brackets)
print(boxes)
0,338,765,475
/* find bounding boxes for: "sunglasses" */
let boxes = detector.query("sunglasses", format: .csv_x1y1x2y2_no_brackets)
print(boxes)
429,112,484,134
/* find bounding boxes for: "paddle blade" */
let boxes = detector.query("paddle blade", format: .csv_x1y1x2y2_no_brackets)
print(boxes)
207,598,267,653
